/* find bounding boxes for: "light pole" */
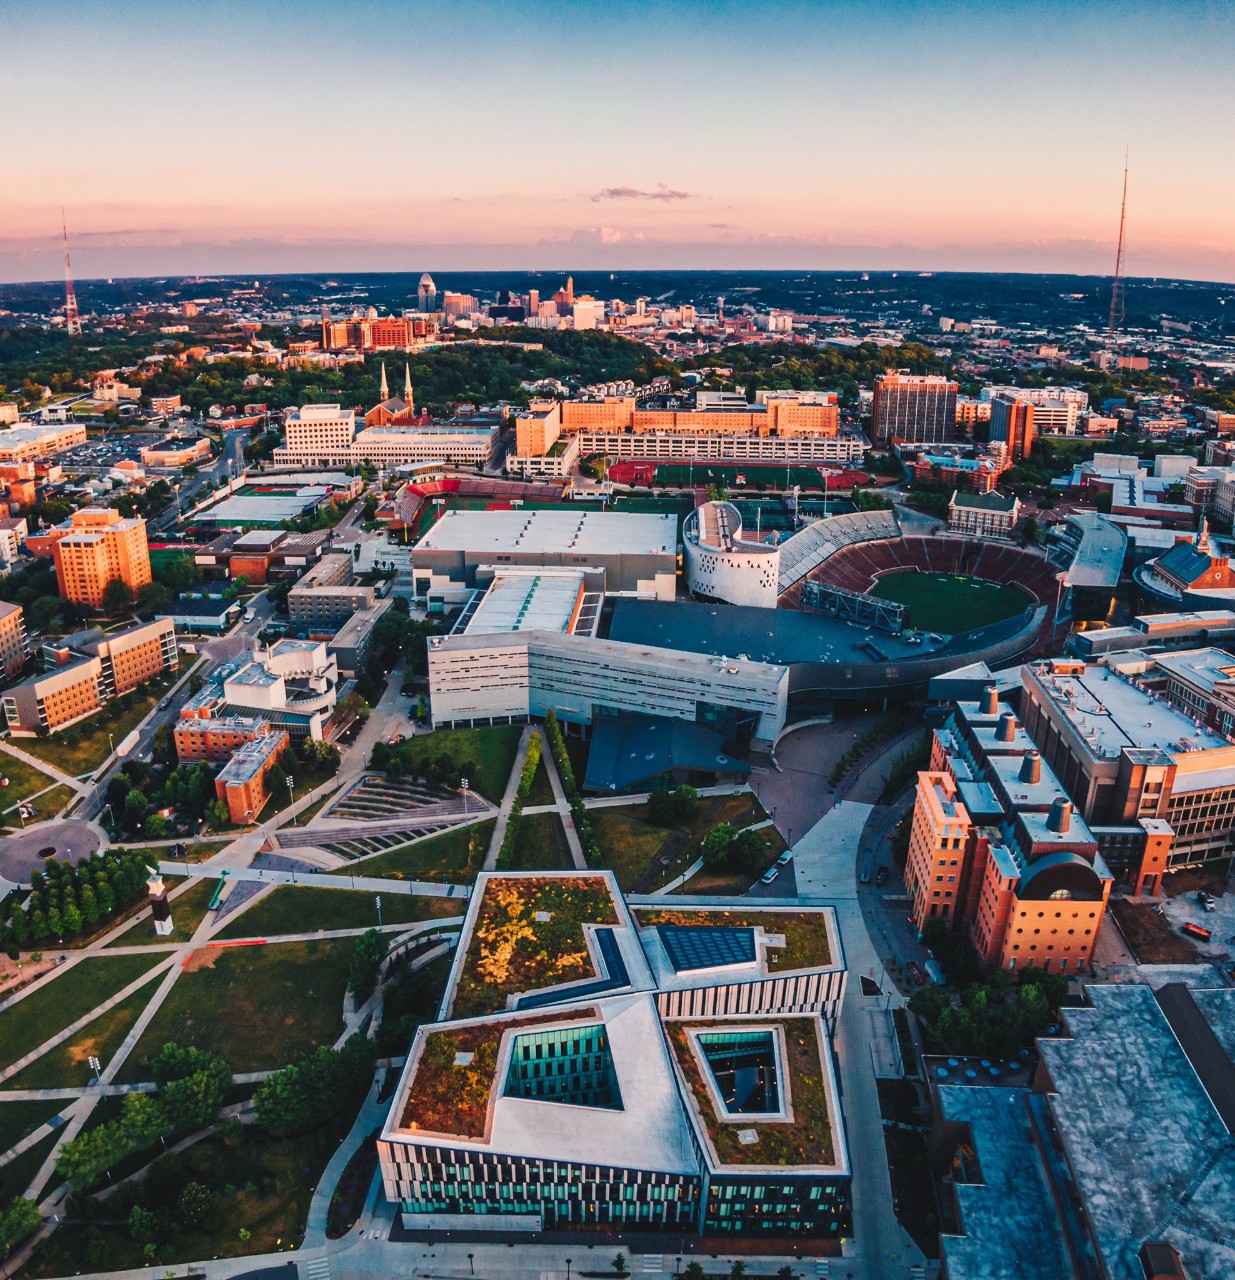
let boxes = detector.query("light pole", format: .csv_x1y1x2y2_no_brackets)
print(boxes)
376,894,383,928
468,1254,474,1277
286,774,295,826
566,1260,572,1280
461,776,469,816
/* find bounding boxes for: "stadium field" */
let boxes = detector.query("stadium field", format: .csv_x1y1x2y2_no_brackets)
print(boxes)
870,571,1031,634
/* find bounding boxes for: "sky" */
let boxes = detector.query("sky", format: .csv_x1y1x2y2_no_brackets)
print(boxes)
4,0,1235,283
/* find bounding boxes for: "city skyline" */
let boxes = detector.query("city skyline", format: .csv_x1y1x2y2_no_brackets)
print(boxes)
4,0,1235,283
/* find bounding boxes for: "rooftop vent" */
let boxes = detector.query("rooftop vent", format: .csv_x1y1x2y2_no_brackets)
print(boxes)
997,711,1018,742
981,684,999,715
1046,798,1073,834
1019,751,1042,785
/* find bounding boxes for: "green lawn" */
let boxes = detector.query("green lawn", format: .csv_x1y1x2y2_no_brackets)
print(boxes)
104,876,219,947
0,1128,59,1203
330,820,494,882
590,809,668,891
870,571,1032,634
24,1100,361,1274
390,725,521,802
118,938,353,1077
18,686,165,774
0,953,166,1073
0,1100,63,1158
213,886,464,940
591,792,772,893
5,978,162,1089
0,751,63,816
509,812,572,871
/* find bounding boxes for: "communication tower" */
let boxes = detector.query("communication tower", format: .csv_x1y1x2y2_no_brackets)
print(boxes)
61,210,81,337
1108,152,1129,349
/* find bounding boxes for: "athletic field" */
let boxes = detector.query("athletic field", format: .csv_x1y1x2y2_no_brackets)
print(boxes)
870,571,1031,634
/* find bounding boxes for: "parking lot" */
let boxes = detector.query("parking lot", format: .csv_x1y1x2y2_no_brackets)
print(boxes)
1162,880,1235,961
54,431,162,471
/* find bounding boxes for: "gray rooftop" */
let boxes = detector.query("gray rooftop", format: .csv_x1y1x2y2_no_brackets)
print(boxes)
416,508,678,557
1056,511,1126,589
1029,663,1226,759
1040,984,1235,1280
937,1087,1074,1280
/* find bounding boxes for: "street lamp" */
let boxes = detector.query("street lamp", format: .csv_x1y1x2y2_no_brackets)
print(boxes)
461,776,469,815
468,1254,475,1277
286,774,295,826
566,1260,572,1280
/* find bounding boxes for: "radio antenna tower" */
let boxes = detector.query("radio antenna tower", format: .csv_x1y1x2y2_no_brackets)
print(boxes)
1107,151,1128,348
61,210,82,337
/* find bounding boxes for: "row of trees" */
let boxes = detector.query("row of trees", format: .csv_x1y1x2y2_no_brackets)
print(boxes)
495,731,542,870
56,1044,230,1190
2,849,155,952
543,711,604,864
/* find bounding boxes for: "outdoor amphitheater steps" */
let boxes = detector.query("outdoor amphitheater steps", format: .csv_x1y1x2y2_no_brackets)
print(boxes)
272,794,492,851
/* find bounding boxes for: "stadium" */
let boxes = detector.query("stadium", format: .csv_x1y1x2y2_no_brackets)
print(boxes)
632,509,1070,713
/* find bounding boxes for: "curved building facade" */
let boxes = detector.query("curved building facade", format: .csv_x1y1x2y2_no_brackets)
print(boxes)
683,501,780,608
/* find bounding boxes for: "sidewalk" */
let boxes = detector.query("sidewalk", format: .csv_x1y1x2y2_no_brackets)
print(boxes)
484,725,535,869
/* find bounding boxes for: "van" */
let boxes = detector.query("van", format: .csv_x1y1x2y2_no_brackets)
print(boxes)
925,959,946,985
243,607,255,622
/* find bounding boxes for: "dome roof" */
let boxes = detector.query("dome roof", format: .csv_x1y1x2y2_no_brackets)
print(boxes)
419,273,436,289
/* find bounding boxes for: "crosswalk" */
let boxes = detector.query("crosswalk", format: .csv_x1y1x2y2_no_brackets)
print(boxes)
815,1261,830,1277
642,1257,663,1274
301,1259,332,1280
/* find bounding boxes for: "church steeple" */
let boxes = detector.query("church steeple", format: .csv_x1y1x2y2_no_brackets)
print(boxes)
403,362,413,411
379,362,389,401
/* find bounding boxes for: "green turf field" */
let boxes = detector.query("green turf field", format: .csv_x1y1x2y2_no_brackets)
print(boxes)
870,571,1031,634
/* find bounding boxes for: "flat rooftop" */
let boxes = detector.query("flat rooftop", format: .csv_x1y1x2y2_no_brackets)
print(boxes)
416,508,678,557
1031,663,1226,759
464,571,587,636
937,1087,1074,1280
609,598,958,666
1152,646,1235,696
1039,984,1235,1280
199,492,325,523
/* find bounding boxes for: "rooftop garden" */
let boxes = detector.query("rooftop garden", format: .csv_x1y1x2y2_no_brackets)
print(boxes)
451,876,618,1019
633,908,832,972
667,1019,836,1169
399,1009,599,1141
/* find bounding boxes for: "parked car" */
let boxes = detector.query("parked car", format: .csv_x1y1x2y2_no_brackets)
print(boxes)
776,851,792,867
760,867,779,886
874,866,889,887
905,960,927,987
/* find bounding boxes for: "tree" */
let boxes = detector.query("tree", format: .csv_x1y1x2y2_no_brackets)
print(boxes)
102,577,134,617
699,823,736,870
162,1063,229,1130
80,883,99,926
683,1266,706,1280
179,1181,214,1227
0,1197,42,1255
152,723,175,765
613,1253,627,1276
348,928,387,1003
123,788,149,831
129,1204,159,1244
120,1092,169,1149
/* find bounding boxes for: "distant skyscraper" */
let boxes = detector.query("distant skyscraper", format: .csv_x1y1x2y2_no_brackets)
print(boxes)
418,273,438,312
871,372,957,446
987,393,1036,461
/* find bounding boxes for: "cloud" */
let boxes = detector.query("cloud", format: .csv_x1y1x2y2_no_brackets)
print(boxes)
590,184,694,203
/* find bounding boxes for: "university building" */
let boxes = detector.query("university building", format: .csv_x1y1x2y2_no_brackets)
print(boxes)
2,618,177,734
904,688,1117,973
43,507,152,608
379,871,851,1238
871,373,957,446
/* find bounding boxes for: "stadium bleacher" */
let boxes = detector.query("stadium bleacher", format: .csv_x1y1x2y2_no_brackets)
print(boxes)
776,509,900,595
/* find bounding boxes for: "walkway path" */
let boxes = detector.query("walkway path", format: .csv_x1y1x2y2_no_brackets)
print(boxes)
539,732,586,869
483,725,535,869
157,861,472,899
792,801,924,1280
0,739,88,792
